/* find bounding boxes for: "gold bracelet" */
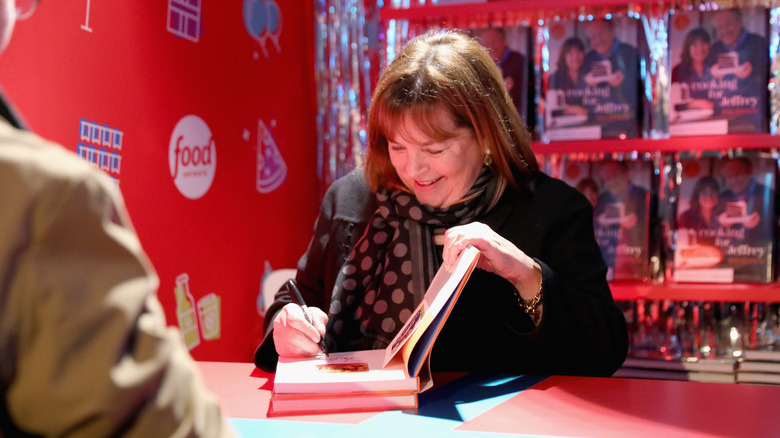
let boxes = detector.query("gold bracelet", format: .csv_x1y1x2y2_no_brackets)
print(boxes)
514,276,543,314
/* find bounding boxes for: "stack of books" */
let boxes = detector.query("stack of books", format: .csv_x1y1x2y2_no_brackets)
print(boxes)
614,357,737,384
737,350,780,385
268,246,481,416
270,349,420,415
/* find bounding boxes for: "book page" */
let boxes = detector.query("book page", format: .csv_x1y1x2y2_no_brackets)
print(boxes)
382,246,480,372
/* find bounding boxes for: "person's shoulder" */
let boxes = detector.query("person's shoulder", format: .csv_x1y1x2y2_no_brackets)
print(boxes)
506,49,525,63
325,167,371,198
0,121,107,194
744,31,767,43
523,172,595,216
671,62,686,81
709,40,728,53
583,50,599,61
530,171,587,203
321,167,375,221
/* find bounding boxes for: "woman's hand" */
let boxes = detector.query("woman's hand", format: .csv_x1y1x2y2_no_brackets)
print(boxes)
272,303,328,357
442,222,541,300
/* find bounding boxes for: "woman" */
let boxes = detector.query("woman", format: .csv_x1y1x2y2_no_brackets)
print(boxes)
255,30,628,377
671,27,715,111
679,176,722,231
549,37,588,115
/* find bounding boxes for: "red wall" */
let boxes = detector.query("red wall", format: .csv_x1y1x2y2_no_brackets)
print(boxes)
0,1,319,361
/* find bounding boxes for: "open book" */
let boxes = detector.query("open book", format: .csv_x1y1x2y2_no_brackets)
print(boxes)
270,245,480,415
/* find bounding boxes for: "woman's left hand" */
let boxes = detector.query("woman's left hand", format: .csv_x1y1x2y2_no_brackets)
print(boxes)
442,222,541,300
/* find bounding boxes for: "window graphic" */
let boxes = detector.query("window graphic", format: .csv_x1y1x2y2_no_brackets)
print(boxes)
167,0,201,43
77,118,123,182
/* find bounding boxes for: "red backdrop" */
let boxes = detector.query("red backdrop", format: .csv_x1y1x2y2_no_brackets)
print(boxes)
0,0,319,361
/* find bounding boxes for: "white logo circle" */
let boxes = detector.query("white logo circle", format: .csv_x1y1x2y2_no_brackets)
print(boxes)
169,115,217,199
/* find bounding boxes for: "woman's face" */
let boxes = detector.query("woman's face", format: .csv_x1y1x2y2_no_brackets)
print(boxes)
387,107,483,209
564,47,584,71
698,185,719,211
688,39,710,64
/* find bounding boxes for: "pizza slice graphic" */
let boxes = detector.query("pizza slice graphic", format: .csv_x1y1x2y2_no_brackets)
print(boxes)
256,119,287,193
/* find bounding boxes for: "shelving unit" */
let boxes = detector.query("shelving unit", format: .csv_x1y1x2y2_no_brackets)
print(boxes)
610,281,780,302
380,1,780,303
534,134,780,155
380,0,641,21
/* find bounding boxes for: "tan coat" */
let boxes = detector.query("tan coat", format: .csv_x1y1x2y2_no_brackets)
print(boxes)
0,120,234,437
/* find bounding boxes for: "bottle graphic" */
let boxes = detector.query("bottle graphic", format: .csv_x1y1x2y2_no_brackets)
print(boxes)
174,273,200,350
197,293,221,341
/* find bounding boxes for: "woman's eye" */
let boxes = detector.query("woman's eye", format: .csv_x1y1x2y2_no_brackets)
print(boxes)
426,149,444,155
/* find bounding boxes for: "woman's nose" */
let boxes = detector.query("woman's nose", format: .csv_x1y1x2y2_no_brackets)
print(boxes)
406,151,427,175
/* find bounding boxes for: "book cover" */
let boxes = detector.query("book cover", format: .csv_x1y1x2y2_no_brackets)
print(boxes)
473,26,532,127
544,16,639,141
268,390,418,416
742,349,780,362
738,360,780,374
274,349,419,395
614,367,736,384
560,159,599,209
736,372,780,385
591,160,652,281
669,8,768,136
383,245,481,380
270,246,480,413
674,157,775,283
622,357,736,373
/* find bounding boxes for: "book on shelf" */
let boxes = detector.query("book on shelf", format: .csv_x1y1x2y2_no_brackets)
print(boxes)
543,16,640,141
742,349,780,362
738,360,780,374
269,246,481,416
469,26,533,129
668,8,769,137
614,367,736,384
622,357,736,373
587,160,652,282
736,372,780,385
673,157,775,284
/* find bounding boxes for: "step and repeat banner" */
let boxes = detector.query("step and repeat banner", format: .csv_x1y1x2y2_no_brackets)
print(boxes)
0,0,319,361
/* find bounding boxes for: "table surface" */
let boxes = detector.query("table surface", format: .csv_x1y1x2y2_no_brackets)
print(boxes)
197,361,780,438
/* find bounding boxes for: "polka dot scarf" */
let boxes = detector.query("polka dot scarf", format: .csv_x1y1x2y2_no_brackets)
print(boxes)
325,167,505,352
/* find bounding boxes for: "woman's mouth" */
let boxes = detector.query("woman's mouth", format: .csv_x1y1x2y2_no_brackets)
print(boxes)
415,176,442,190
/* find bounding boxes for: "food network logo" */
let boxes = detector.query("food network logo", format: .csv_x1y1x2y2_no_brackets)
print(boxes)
169,115,216,199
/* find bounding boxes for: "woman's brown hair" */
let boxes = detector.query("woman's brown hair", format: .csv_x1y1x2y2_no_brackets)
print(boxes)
364,29,537,193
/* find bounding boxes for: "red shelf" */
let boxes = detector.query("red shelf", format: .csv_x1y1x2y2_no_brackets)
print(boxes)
611,282,780,302
533,134,780,155
380,0,642,22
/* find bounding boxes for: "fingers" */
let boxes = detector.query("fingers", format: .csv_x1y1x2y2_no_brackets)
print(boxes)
308,306,329,337
442,224,478,271
442,222,496,271
273,303,327,357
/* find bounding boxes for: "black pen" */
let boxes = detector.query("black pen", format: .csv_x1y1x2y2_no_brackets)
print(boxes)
286,279,329,357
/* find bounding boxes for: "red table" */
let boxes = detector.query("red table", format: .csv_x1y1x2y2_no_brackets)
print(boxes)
197,361,780,437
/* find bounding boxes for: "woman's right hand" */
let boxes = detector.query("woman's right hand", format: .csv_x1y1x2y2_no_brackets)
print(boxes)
272,303,328,357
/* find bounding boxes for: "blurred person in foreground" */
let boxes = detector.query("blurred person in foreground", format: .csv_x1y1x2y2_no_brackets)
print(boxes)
255,30,628,377
0,1,234,436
